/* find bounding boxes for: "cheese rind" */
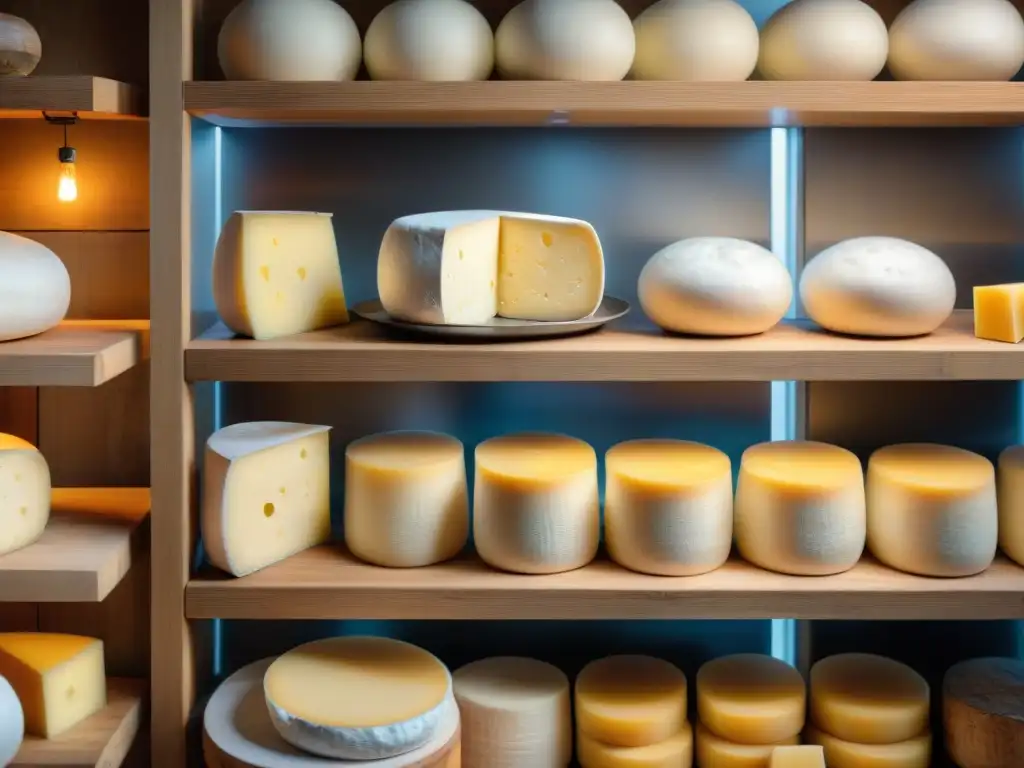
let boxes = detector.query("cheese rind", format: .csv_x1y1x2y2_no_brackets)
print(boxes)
695,723,799,768
998,445,1024,567
769,745,825,768
943,657,1024,768
0,231,71,342
0,433,50,557
0,674,23,766
974,283,1024,343
803,725,931,768
577,725,693,768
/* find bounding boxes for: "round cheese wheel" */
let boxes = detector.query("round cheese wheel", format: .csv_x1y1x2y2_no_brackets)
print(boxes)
867,444,997,578
0,231,71,342
365,0,494,81
998,445,1024,567
217,0,361,81
0,674,23,767
804,725,931,768
638,237,792,337
944,657,1024,768
799,237,956,338
577,724,693,768
0,13,41,75
575,655,687,748
889,0,1024,81
810,653,929,745
631,0,758,81
697,654,806,745
759,0,888,81
695,723,798,768
495,0,635,81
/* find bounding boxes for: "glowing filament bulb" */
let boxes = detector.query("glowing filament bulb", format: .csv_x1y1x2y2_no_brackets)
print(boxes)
57,146,77,203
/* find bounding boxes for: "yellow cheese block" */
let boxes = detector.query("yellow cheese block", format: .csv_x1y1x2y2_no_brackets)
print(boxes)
0,633,106,738
943,657,1024,768
974,283,1024,343
809,653,929,745
769,745,825,767
575,655,687,748
697,654,806,744
804,725,931,768
577,724,693,768
695,723,799,768
997,445,1024,568
0,433,50,557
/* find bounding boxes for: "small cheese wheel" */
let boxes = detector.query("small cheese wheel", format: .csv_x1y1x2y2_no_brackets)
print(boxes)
769,745,825,768
575,655,687,748
943,657,1024,768
495,0,635,81
695,723,799,768
631,0,759,81
0,433,50,557
0,674,23,767
804,725,932,768
867,444,997,578
474,433,598,574
577,725,693,768
697,655,806,745
997,445,1024,567
0,231,71,342
734,441,866,576
809,653,929,745
637,238,792,337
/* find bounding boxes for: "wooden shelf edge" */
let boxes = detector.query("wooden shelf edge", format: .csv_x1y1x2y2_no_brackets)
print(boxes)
0,76,144,119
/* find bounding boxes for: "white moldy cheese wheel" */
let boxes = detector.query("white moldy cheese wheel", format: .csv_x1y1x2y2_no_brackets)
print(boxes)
695,723,799,768
867,443,997,578
0,231,71,342
0,675,22,766
473,433,599,574
344,431,468,568
0,434,50,557
577,725,693,768
803,725,931,768
453,656,571,768
997,445,1024,567
943,657,1024,768
576,655,687,747
734,441,866,576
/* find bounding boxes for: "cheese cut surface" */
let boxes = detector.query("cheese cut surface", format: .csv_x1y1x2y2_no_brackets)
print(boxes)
0,633,106,738
213,211,349,340
377,211,605,325
577,725,693,768
264,636,453,760
345,431,468,568
0,433,50,557
453,656,571,768
0,674,23,766
803,725,931,768
998,445,1024,567
605,439,733,576
943,657,1024,768
202,421,332,578
695,723,799,768
867,443,997,577
575,655,687,748
474,433,599,574
810,653,929,745
734,441,866,576
974,283,1024,343
769,745,825,768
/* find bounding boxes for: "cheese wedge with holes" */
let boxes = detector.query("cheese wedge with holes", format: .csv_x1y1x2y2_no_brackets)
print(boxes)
213,211,349,340
0,674,23,766
0,633,105,738
577,725,693,768
770,745,825,768
944,657,1024,768
0,433,50,556
804,725,931,768
202,421,331,577
974,283,1024,343
695,723,799,768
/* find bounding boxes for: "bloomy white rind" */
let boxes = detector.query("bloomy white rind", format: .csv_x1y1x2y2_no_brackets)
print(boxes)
0,674,23,766
0,231,71,342
207,421,332,461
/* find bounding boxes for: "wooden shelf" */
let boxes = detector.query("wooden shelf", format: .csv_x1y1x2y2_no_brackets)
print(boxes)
0,488,150,603
11,678,144,768
0,76,143,119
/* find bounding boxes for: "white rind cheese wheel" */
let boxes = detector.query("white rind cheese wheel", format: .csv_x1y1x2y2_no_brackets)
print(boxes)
577,724,693,768
734,441,866,576
759,0,888,81
217,0,361,81
473,433,599,574
889,0,1024,81
453,656,571,768
365,0,494,81
265,637,453,760
800,237,956,338
637,237,791,336
0,674,23,766
0,434,50,557
495,0,635,81
0,231,70,342
604,439,732,576
769,746,825,767
804,725,931,768
867,443,997,578
0,13,42,76
695,723,799,768
344,431,468,568
944,657,1024,768
631,0,758,81
997,445,1024,567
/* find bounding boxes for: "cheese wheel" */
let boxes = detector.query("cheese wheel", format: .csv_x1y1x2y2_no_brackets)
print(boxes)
473,433,598,574
769,745,825,767
0,433,50,557
0,674,23,766
631,0,758,81
867,443,997,578
697,655,805,745
695,723,799,768
997,445,1024,567
577,724,693,768
803,725,931,768
0,13,41,75
637,237,792,337
344,431,468,568
810,653,929,745
575,655,687,748
734,441,866,576
944,657,1024,768
889,0,1024,81
453,656,571,768
0,231,71,342
264,637,453,760
495,0,635,81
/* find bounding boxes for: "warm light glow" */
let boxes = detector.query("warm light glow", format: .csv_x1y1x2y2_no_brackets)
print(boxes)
57,161,77,202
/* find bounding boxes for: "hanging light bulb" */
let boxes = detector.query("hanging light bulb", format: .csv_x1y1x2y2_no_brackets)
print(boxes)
57,145,77,202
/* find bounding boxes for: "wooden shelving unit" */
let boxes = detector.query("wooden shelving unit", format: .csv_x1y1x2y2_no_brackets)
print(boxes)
0,76,143,120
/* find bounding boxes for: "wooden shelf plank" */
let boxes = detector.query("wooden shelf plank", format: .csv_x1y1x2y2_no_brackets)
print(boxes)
184,81,1024,128
0,76,143,119
11,678,145,768
185,546,1024,621
0,488,150,603
186,311,1021,383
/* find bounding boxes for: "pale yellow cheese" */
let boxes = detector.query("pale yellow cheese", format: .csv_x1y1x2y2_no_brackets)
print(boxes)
803,725,931,768
0,433,50,556
0,633,106,738
577,724,693,768
697,654,805,745
695,723,799,768
996,445,1024,567
769,745,825,767
974,283,1024,343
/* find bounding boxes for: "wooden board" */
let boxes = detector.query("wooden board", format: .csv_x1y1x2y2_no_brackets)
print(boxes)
0,77,142,119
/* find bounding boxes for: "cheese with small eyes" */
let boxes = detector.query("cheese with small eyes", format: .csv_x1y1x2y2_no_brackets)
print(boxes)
804,725,931,768
695,723,799,768
0,433,50,557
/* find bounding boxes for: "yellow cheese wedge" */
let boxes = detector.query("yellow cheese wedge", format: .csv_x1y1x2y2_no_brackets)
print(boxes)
804,725,931,768
577,724,693,768
769,745,825,767
0,633,106,738
997,445,1024,567
974,283,1024,343
943,657,1024,768
0,433,50,557
695,723,799,768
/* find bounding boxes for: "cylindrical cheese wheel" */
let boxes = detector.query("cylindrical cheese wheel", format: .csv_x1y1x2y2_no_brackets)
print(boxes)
577,724,693,768
697,655,806,745
575,655,687,748
604,439,732,577
810,653,929,745
943,657,1024,768
695,723,799,768
734,441,866,576
0,231,71,342
867,443,997,578
997,445,1024,567
804,725,931,768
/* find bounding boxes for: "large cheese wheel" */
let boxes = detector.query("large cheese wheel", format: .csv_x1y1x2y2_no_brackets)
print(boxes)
495,0,635,81
637,237,792,337
0,674,23,766
365,0,494,81
800,237,956,338
867,444,997,578
0,231,70,342
889,0,1024,81
217,0,361,81
631,0,759,81
695,723,799,768
759,0,888,81
0,13,41,75
944,657,1024,768
803,725,931,768
998,445,1024,567
577,725,693,768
